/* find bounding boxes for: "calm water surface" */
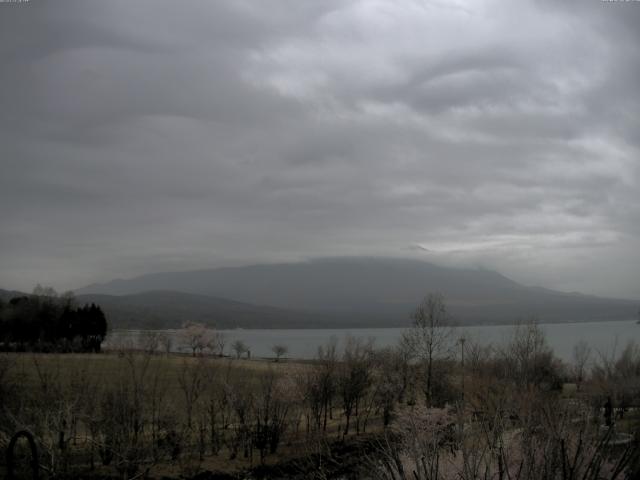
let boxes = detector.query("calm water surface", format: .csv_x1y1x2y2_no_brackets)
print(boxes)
105,320,640,362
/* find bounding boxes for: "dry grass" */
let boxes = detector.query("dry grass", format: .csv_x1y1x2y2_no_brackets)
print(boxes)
1,351,339,477
5,351,309,388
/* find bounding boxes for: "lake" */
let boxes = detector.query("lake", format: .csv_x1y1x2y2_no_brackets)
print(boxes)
104,319,640,363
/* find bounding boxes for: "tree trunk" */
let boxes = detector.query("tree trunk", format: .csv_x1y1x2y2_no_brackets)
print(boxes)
426,352,433,407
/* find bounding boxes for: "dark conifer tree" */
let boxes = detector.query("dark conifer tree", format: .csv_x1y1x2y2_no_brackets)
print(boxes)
0,292,108,352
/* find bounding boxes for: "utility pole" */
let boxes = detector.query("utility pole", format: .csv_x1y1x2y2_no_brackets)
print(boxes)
458,335,467,452
460,336,466,404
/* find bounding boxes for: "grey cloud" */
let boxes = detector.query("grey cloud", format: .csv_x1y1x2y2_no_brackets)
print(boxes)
0,0,638,299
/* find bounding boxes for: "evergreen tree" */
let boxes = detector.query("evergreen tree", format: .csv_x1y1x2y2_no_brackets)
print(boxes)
0,288,108,352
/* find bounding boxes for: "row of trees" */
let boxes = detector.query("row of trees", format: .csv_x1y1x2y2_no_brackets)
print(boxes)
132,323,289,361
0,286,108,352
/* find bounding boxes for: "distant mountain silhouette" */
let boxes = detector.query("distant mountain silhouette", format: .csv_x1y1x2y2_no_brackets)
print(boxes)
75,257,638,326
75,290,338,329
1,288,342,329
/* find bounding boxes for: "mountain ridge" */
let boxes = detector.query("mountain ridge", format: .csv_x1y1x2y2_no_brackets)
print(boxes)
75,290,339,329
1,288,347,329
74,257,639,326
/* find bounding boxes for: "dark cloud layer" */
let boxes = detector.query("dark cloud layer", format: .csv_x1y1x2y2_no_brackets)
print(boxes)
1,0,639,298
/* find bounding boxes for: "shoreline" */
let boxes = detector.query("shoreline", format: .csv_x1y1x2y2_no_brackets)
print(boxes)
107,317,637,334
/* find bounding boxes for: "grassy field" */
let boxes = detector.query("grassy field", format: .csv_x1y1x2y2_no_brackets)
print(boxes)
7,351,310,388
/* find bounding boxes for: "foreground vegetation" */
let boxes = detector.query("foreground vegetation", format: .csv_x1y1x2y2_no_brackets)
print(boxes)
1,294,639,479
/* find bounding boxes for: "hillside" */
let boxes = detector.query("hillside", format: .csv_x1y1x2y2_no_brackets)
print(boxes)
75,290,339,329
76,257,639,326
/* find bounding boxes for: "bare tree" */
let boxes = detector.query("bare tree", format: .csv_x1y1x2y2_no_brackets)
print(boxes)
252,370,292,462
338,336,374,436
177,358,207,429
600,341,640,420
370,406,455,480
231,340,249,359
406,293,453,406
272,344,288,362
297,367,324,434
92,353,159,479
209,331,226,357
502,319,560,389
158,332,173,355
317,338,338,432
225,375,254,460
394,335,416,404
138,331,161,355
572,340,592,386
371,347,405,427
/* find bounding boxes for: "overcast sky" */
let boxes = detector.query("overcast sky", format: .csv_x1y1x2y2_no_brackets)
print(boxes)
1,0,639,298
